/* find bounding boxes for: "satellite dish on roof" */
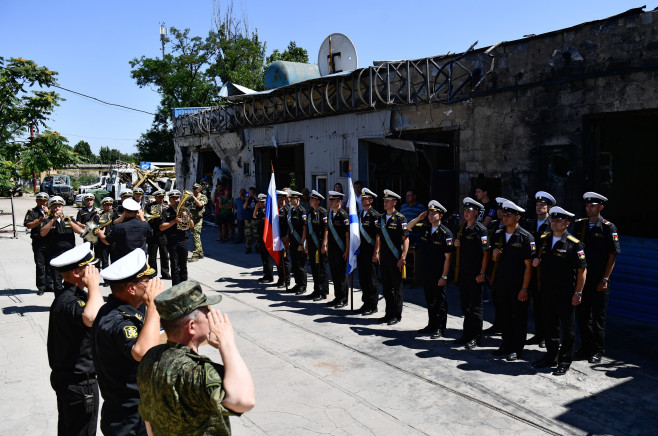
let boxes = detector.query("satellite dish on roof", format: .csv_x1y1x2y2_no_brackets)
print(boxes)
318,33,358,76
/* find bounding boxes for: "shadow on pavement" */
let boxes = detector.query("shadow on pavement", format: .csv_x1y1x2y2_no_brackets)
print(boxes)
2,305,50,315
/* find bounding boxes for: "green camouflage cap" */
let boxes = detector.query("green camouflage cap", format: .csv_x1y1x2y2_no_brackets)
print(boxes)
155,280,222,320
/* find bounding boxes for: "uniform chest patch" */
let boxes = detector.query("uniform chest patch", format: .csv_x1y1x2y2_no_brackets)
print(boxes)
123,325,138,339
77,300,86,307
134,313,143,321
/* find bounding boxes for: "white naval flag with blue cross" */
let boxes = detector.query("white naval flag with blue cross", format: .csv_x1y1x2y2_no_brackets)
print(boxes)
346,171,360,275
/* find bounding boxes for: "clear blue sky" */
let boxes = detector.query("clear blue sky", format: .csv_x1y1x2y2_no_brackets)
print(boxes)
2,0,645,155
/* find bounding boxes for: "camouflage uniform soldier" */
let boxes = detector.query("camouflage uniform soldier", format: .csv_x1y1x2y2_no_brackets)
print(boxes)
190,183,208,262
137,280,255,435
243,187,258,253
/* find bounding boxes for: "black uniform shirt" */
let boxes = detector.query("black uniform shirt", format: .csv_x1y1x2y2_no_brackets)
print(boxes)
161,205,188,243
378,211,409,264
105,217,152,259
145,201,166,234
573,217,621,280
24,206,47,241
359,208,380,250
288,205,307,245
91,294,145,407
42,216,76,257
523,217,551,244
255,208,266,237
491,226,535,288
47,281,94,377
456,221,490,275
306,207,327,250
417,222,454,272
327,208,349,252
478,200,497,223
537,231,588,295
76,207,98,226
278,204,290,239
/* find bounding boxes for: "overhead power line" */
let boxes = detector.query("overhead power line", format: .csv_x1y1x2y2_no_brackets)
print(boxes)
52,84,157,115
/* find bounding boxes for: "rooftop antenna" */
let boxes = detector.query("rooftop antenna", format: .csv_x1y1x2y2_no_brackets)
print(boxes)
159,22,168,59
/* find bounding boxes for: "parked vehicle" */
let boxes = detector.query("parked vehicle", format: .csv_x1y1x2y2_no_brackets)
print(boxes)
42,175,74,205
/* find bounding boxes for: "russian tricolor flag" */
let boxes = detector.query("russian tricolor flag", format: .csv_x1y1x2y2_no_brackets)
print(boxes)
346,171,361,275
263,171,283,265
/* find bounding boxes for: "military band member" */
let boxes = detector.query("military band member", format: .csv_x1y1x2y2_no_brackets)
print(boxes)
92,249,163,435
408,200,454,337
41,196,84,293
137,281,255,435
24,192,52,295
144,190,170,279
274,190,291,288
453,197,490,349
490,201,535,361
356,188,380,315
323,190,350,308
532,206,587,376
287,190,308,295
160,190,193,286
132,187,145,208
48,243,104,436
524,191,556,348
373,189,409,325
76,193,100,228
305,190,329,301
94,197,118,273
189,183,208,262
574,192,620,364
254,194,274,283
97,199,152,262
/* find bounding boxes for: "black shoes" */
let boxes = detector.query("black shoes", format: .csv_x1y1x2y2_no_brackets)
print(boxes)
387,318,400,326
506,352,519,361
334,300,348,308
552,364,570,376
588,352,602,364
161,273,172,280
465,339,478,349
454,336,469,345
274,280,290,288
326,299,339,306
362,308,378,316
295,288,307,295
430,330,443,339
313,294,327,301
417,326,433,334
257,277,274,283
483,326,501,336
36,290,45,296
532,357,558,369
539,340,546,348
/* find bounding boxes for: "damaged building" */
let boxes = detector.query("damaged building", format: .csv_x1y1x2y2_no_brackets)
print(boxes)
172,7,658,323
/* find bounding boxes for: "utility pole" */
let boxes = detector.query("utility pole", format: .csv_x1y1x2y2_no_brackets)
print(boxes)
159,22,168,59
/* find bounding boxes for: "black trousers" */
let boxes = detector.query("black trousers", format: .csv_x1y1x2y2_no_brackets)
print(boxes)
542,291,576,365
51,375,98,436
308,246,328,296
577,280,610,355
94,243,110,271
290,242,307,289
100,403,146,436
167,240,188,286
47,257,65,292
147,233,169,276
32,241,52,293
423,274,447,331
276,247,291,284
381,260,403,320
458,273,483,342
497,284,529,354
357,245,379,309
258,240,274,280
528,274,544,339
328,250,348,302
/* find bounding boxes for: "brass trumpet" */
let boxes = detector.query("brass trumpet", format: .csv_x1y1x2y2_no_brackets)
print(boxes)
81,212,114,244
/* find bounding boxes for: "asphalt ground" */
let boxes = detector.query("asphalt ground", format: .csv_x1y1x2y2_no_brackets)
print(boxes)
1,195,657,435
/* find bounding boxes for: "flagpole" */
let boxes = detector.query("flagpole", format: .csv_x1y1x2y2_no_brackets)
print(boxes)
350,273,354,311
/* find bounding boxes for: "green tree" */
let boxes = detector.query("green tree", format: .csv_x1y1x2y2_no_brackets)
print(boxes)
0,57,77,190
98,146,136,165
136,125,174,162
266,41,309,65
73,140,96,163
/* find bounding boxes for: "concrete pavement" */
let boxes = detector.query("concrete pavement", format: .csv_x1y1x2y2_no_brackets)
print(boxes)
1,195,657,435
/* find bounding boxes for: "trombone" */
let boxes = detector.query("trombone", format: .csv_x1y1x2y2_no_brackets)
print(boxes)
176,190,193,231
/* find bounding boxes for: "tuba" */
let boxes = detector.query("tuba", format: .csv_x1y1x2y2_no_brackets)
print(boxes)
143,203,163,221
176,190,193,231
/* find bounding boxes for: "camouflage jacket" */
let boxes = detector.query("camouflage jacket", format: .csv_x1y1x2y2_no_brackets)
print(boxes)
190,194,208,218
137,342,238,435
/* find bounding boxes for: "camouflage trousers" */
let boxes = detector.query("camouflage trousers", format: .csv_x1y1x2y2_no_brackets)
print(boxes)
244,219,258,249
192,216,204,257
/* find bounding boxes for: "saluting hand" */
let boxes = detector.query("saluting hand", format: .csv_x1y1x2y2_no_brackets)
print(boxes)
142,277,163,307
207,309,235,350
80,264,100,289
418,211,428,221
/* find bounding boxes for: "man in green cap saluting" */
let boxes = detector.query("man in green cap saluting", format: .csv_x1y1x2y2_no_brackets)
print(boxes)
137,280,255,435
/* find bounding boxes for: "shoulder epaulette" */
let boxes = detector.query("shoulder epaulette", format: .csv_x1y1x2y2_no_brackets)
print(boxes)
540,232,550,238
567,235,580,243
602,219,612,226
575,218,587,223
395,211,405,219
440,226,447,233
